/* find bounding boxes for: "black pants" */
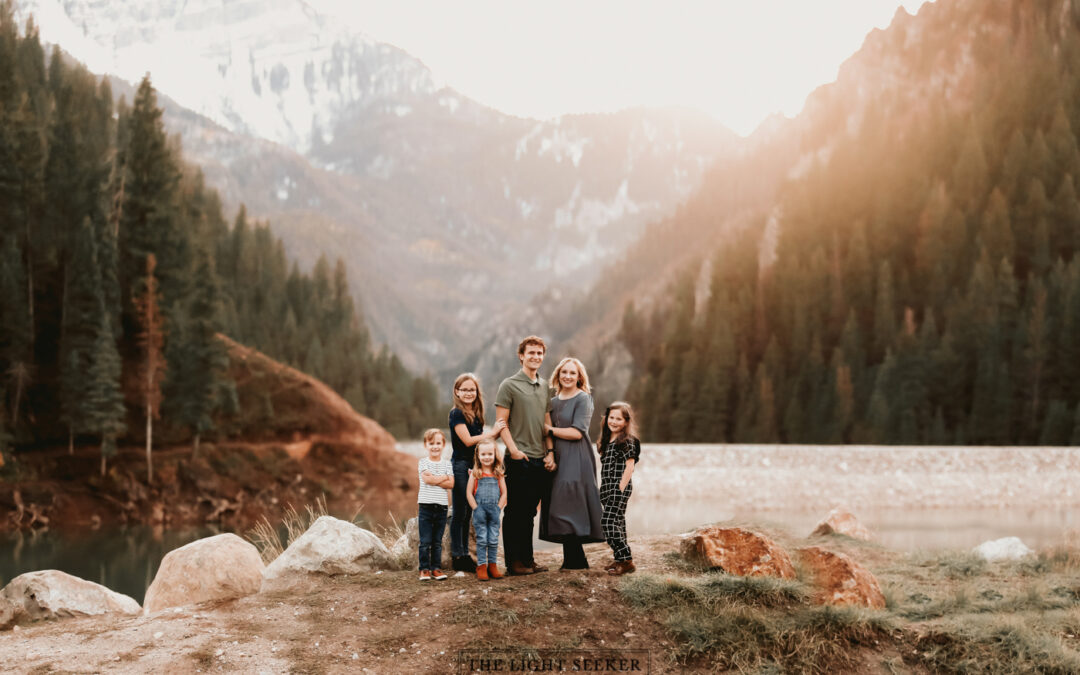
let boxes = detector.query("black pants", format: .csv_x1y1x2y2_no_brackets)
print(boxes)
449,459,473,558
503,457,552,567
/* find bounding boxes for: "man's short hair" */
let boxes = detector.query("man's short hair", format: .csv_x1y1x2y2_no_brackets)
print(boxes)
517,335,547,355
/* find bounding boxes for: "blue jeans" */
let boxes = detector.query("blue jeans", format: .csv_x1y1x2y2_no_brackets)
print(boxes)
418,503,448,570
450,459,473,557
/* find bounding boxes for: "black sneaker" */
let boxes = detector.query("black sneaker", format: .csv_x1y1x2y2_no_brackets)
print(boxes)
452,556,478,572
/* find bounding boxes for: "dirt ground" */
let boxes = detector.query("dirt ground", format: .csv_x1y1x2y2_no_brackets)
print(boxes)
3,527,1079,674
1,536,686,675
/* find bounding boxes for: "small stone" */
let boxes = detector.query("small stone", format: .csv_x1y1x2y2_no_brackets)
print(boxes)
587,598,597,603
361,616,368,621
453,571,465,578
214,649,224,657
375,571,383,575
353,653,359,660
399,648,406,653
153,631,164,639
623,632,635,638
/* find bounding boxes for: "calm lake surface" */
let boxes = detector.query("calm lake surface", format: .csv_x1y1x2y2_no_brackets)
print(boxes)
3,443,1078,603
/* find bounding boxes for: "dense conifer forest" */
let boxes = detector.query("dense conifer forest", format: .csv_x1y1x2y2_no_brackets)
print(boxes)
0,4,438,470
624,0,1080,445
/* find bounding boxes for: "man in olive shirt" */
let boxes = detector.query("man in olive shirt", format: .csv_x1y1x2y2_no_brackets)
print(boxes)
495,335,556,575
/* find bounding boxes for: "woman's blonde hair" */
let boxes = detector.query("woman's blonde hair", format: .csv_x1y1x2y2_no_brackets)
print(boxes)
548,357,591,394
597,401,638,455
471,440,505,477
451,372,486,426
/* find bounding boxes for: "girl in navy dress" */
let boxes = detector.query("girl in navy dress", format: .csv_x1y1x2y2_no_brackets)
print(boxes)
448,373,505,572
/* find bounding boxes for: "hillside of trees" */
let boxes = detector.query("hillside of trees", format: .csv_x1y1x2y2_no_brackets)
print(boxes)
623,0,1080,445
0,4,438,473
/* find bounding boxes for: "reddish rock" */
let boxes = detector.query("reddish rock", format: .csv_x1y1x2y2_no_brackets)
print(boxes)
679,527,796,579
796,546,885,609
810,508,873,541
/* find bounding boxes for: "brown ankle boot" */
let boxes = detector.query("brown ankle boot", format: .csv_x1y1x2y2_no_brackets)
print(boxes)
607,560,636,576
487,563,503,579
476,565,489,581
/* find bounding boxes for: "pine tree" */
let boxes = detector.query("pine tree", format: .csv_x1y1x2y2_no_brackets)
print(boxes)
85,309,126,477
134,254,165,483
119,76,183,327
164,244,227,455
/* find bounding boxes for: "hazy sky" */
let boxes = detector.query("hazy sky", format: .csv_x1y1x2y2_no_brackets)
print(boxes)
318,0,928,136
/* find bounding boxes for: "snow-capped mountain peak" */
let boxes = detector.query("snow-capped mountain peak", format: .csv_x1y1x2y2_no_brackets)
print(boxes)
15,0,436,153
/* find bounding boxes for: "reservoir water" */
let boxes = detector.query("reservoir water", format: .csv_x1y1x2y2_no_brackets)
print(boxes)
2,443,1077,603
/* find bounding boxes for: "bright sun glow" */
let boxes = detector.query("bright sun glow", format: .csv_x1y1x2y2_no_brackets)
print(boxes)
316,0,928,136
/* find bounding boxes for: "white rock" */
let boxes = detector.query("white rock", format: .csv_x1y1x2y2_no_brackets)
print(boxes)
390,534,411,565
973,537,1033,561
144,534,265,614
0,570,140,629
262,516,391,584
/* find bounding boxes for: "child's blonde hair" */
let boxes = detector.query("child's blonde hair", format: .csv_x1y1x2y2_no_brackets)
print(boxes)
422,428,445,444
471,440,505,477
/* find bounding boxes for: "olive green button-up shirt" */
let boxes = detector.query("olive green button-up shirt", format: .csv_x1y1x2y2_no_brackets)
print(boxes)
494,369,552,459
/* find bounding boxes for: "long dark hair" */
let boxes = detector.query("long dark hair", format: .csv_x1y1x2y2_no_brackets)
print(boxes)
596,401,638,456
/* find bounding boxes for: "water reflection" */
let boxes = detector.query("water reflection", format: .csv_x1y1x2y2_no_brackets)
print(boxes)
0,525,232,604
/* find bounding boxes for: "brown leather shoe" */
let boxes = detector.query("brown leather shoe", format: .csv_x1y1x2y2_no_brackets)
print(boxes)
529,562,549,573
603,559,618,572
487,563,503,579
509,561,535,575
607,560,636,576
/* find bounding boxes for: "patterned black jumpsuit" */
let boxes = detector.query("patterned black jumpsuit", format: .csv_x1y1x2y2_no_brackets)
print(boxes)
600,437,640,562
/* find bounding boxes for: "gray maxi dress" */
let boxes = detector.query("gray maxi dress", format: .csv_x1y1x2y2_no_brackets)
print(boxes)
541,391,604,544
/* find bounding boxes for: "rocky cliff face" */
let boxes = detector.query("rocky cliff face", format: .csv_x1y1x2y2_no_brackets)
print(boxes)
16,0,739,372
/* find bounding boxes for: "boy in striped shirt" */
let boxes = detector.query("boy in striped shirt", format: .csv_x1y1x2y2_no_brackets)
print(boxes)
417,429,454,580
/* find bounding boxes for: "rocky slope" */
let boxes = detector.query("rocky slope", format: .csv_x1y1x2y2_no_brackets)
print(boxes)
0,336,419,533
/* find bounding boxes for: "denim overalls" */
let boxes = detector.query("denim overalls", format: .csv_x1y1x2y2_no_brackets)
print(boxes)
472,474,501,565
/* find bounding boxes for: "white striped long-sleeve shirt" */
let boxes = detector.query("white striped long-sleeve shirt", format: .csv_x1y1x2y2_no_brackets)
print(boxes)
417,457,452,505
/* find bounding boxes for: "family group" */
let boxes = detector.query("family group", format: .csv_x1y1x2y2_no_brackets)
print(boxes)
415,336,641,581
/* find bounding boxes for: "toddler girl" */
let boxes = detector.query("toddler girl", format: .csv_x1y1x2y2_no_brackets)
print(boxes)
466,440,507,581
596,402,640,575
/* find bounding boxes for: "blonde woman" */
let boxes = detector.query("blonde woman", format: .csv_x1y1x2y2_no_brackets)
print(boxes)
541,357,604,570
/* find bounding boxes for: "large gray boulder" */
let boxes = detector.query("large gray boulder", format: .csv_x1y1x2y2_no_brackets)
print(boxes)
262,516,391,583
1,570,140,629
143,533,265,614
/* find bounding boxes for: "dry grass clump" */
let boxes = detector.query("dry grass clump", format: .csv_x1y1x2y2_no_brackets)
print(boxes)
246,501,410,566
447,596,520,627
245,496,333,563
621,573,890,671
915,616,1080,674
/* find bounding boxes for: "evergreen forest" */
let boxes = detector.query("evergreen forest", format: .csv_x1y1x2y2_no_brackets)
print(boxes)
0,5,438,470
623,0,1080,445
